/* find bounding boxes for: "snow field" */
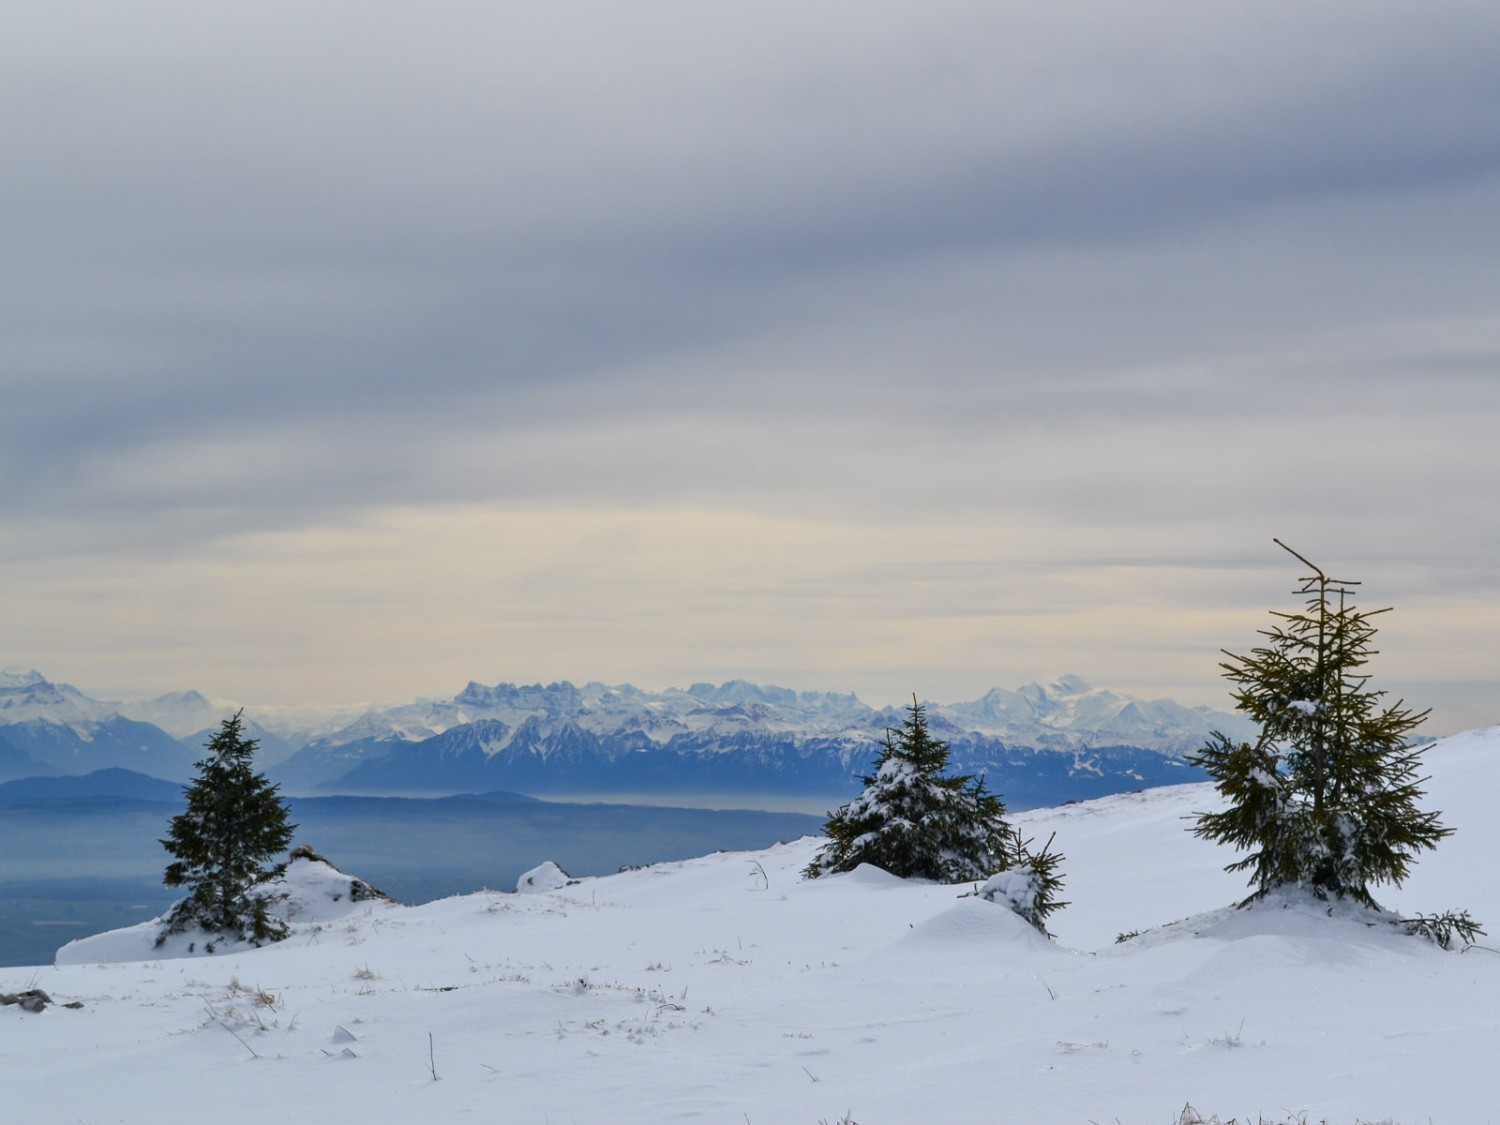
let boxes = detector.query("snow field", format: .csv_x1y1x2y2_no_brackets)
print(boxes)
7,729,1500,1124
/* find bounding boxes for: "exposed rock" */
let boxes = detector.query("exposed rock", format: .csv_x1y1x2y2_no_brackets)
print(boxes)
288,844,395,903
517,860,574,893
1,989,83,1013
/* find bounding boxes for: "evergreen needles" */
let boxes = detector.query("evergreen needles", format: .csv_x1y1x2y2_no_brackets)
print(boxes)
1189,541,1450,907
803,697,1065,932
158,710,297,946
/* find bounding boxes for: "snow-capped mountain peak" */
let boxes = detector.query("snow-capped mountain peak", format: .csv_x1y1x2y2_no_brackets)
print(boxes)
2,669,1257,799
0,668,121,727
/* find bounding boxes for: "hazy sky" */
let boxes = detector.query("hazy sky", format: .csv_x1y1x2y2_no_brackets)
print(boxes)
5,2,1499,733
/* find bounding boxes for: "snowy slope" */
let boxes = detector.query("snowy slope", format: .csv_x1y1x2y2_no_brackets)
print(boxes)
7,729,1498,1124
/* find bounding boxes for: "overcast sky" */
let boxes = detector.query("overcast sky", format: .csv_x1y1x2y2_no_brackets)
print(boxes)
5,2,1499,733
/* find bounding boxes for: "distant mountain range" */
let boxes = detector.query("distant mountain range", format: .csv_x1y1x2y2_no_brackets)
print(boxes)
0,668,1256,807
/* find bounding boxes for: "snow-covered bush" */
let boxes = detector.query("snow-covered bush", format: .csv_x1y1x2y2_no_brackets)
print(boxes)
977,832,1067,936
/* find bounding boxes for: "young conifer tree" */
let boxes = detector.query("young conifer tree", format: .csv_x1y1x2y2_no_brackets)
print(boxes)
805,698,1013,882
160,710,297,946
804,698,1065,932
1190,541,1450,907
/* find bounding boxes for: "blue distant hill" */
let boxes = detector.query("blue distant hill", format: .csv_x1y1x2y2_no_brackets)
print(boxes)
0,768,183,807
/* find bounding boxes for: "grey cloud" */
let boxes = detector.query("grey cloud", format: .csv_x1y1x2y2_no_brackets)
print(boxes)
5,2,1500,553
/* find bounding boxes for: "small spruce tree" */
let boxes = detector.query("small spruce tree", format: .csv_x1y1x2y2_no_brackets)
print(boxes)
1190,541,1450,907
976,830,1068,936
159,710,297,946
804,698,1065,931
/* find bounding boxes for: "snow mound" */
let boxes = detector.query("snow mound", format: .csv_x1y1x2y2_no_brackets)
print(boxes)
896,898,1057,955
516,860,573,893
1130,888,1434,954
834,862,909,888
276,852,397,921
56,855,401,965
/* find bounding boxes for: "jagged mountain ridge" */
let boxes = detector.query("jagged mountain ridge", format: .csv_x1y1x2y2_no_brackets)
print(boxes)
0,669,305,774
0,667,119,727
299,674,1247,751
320,716,1207,809
3,668,1251,804
274,675,1250,803
0,669,198,781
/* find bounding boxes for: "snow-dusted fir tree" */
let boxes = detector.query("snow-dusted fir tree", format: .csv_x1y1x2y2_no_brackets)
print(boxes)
1190,541,1450,907
159,711,297,947
804,698,1065,931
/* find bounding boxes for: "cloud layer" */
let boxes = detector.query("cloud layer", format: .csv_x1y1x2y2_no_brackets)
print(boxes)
5,2,1499,731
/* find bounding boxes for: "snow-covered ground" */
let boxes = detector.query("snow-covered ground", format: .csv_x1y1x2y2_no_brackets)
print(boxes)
7,728,1500,1124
